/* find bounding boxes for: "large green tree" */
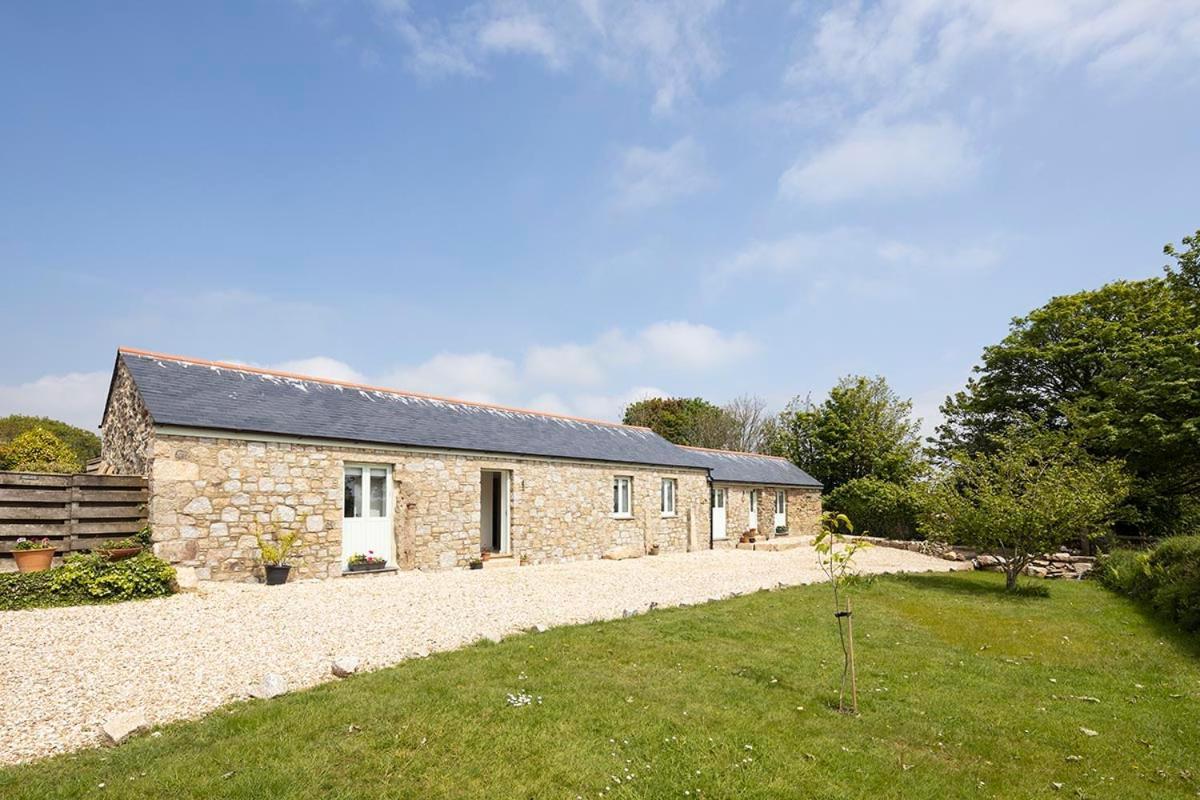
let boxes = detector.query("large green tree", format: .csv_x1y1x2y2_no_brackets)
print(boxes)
934,231,1200,535
769,376,923,492
622,397,737,449
0,415,99,467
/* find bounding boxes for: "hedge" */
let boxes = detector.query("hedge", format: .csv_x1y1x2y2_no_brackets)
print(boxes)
0,552,176,611
1095,535,1200,632
824,477,923,540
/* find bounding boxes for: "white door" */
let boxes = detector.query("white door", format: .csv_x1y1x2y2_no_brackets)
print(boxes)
748,489,758,529
774,490,787,531
342,464,394,567
712,488,727,540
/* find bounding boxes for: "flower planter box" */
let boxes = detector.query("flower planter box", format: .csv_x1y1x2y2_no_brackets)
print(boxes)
13,548,54,573
347,561,387,572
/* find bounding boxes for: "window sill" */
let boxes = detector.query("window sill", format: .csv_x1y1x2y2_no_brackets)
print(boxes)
661,512,677,518
610,513,634,520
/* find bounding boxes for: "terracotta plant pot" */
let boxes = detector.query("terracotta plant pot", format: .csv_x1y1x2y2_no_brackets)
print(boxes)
98,547,142,562
264,564,292,585
13,548,55,573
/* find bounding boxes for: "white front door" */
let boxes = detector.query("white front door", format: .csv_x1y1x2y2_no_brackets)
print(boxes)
748,489,758,529
342,464,394,567
712,488,727,540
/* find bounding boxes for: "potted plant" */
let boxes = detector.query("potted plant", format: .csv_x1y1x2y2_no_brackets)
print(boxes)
346,551,387,572
775,525,789,536
480,550,492,562
12,537,54,573
469,557,483,570
255,528,300,586
740,530,757,544
95,536,143,561
648,543,661,556
519,553,531,566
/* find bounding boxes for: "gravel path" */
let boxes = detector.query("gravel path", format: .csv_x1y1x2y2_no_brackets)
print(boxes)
0,546,960,765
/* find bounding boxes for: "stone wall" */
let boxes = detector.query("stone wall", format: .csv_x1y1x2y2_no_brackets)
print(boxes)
146,432,712,582
717,485,821,544
99,360,155,476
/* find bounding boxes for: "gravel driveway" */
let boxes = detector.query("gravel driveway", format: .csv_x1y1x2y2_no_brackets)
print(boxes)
1,546,960,765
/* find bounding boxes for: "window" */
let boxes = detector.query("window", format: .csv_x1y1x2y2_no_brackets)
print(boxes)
661,478,677,516
775,490,786,515
749,489,758,513
344,466,388,518
612,476,632,517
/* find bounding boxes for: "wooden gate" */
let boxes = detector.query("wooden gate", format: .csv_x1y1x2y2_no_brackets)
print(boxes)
0,471,148,565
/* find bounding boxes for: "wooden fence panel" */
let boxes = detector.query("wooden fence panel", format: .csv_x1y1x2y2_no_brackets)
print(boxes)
0,471,147,560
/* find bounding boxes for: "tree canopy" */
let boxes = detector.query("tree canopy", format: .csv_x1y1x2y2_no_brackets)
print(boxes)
768,376,924,492
0,427,82,473
933,231,1200,535
920,425,1129,590
0,415,99,467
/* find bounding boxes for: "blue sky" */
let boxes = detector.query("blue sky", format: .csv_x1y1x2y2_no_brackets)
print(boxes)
2,1,1198,434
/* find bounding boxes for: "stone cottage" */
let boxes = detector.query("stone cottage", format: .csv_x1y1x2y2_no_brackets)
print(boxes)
100,348,822,582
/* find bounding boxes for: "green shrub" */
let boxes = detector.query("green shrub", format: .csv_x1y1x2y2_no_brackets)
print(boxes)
824,477,923,540
0,552,175,611
1096,536,1200,632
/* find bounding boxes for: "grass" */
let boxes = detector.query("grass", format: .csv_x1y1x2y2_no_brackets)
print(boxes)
3,571,1198,799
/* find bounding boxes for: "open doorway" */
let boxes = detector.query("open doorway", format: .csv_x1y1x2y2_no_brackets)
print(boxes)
480,469,510,555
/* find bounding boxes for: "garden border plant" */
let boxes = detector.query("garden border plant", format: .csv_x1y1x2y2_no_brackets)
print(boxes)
0,551,175,611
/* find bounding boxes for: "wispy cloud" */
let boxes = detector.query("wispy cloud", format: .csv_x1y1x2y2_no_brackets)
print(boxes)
307,0,727,112
710,226,1002,299
779,120,978,203
612,137,712,210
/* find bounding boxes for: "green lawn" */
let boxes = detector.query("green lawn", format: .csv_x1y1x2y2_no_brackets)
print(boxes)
4,572,1198,799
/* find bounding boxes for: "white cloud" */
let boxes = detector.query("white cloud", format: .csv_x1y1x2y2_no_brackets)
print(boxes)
383,352,519,403
638,321,755,369
525,343,607,386
780,120,978,203
269,357,368,384
477,14,563,68
0,371,111,430
523,322,754,386
570,385,667,422
613,137,712,210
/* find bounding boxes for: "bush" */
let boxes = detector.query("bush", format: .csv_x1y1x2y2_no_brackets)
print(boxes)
0,552,175,611
824,477,923,539
1095,535,1200,632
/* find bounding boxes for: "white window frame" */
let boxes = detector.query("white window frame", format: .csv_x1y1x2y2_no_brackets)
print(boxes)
612,476,633,518
748,488,758,528
661,478,677,517
774,489,787,529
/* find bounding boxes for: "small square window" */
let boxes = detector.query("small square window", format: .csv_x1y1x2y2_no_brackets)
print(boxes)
613,476,632,516
661,478,677,516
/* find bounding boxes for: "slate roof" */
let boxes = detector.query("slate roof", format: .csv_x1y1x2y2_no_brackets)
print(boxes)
112,349,819,486
679,446,822,488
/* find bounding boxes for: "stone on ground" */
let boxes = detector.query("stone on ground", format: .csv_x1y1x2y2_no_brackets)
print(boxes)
250,673,288,699
331,656,359,678
101,709,148,745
